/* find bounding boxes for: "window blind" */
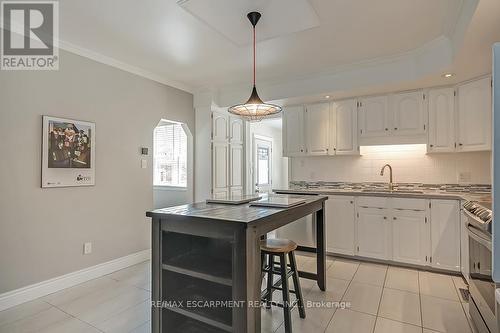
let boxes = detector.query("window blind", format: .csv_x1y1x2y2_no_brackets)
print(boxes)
153,123,187,187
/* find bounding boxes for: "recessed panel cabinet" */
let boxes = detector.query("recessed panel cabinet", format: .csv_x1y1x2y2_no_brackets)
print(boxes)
428,88,456,153
358,96,390,138
430,200,460,271
229,116,244,144
305,103,330,155
356,207,391,260
326,196,356,255
392,209,429,266
229,144,244,196
282,105,306,156
330,99,359,155
392,91,425,136
457,77,492,152
212,142,228,198
212,111,228,142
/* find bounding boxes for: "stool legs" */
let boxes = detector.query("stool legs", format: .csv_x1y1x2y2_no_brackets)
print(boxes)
279,253,292,332
289,251,306,319
265,253,274,309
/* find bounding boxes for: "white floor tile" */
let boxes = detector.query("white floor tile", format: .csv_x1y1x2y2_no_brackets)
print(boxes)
0,299,52,327
452,276,468,303
421,295,471,333
325,309,376,333
378,288,421,326
97,298,150,333
419,272,459,301
275,315,327,333
342,282,383,315
374,317,422,333
306,277,350,302
353,262,388,286
261,306,284,333
385,267,420,293
327,259,359,280
107,261,151,290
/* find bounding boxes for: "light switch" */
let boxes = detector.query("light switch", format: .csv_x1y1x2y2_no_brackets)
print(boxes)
83,242,92,255
141,159,147,169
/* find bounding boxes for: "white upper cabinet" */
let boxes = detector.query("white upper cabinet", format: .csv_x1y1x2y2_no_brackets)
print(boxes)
326,196,356,255
358,95,390,138
330,99,359,155
428,88,456,153
305,103,330,155
229,116,244,144
430,200,460,272
392,91,426,136
457,77,492,152
212,141,228,198
392,209,429,266
283,105,306,157
212,111,228,142
229,144,244,189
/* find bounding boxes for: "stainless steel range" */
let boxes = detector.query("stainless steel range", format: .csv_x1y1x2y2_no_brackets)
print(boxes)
463,200,496,332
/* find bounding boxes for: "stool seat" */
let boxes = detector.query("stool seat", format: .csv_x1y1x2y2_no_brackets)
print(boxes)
260,238,297,253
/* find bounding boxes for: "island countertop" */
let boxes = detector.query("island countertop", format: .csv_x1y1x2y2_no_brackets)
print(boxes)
146,194,328,225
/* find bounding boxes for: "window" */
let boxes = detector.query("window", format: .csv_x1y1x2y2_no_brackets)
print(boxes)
153,121,187,187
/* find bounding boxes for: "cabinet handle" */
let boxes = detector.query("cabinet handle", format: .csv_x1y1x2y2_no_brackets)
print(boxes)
350,201,354,204
458,143,463,146
385,128,389,131
300,149,304,152
393,217,397,220
394,127,398,130
429,144,434,148
383,216,387,220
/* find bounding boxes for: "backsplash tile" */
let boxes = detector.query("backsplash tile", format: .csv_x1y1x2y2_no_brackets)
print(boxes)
290,145,491,185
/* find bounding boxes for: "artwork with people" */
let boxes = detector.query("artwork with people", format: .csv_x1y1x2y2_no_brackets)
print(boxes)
48,120,91,168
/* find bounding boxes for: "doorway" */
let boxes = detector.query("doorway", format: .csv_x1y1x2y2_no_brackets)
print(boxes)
253,135,273,194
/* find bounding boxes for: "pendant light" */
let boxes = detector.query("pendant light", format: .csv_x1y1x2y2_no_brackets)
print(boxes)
228,11,282,121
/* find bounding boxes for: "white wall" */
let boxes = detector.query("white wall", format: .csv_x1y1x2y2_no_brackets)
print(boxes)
291,144,491,184
247,119,288,191
0,50,194,293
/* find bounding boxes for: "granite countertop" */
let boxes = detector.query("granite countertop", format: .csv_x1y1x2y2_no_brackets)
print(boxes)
274,182,492,203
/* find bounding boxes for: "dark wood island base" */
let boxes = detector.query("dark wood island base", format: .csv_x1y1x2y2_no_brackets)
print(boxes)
146,195,328,333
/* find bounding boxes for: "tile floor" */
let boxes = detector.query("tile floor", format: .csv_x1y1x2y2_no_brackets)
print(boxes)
0,255,475,333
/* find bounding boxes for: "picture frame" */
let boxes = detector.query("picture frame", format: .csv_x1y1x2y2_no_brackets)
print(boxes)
41,116,95,188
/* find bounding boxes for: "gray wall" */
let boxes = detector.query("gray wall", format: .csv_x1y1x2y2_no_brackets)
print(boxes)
0,50,194,293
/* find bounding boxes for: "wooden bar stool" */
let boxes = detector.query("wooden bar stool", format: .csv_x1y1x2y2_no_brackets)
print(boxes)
260,238,306,332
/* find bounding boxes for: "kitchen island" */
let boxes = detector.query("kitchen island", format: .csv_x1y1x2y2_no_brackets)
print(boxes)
146,194,328,333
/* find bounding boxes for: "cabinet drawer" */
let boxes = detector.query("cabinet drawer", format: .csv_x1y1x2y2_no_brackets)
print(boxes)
392,198,427,211
357,196,388,209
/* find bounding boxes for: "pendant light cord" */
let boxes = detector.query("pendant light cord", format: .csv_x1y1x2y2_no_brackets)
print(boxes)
253,26,256,86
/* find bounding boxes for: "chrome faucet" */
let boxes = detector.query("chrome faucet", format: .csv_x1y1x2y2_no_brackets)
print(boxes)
380,164,394,191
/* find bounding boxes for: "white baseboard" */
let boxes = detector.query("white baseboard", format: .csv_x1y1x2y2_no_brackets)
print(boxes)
0,249,151,312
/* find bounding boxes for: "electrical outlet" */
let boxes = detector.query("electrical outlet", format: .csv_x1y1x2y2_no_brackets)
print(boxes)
458,171,472,183
83,242,92,255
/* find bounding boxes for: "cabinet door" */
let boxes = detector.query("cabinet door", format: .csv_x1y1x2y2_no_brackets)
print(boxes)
430,200,460,271
356,207,391,260
212,142,228,196
276,216,315,248
331,99,358,155
358,96,390,138
428,88,456,153
392,210,429,266
326,196,355,255
212,111,228,142
229,116,244,144
457,77,492,151
229,144,244,189
282,106,305,156
392,91,426,136
305,103,330,155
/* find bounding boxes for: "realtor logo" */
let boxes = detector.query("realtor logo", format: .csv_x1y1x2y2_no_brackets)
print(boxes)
1,1,59,70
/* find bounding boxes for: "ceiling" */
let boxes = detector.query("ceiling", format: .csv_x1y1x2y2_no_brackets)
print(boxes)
55,0,500,104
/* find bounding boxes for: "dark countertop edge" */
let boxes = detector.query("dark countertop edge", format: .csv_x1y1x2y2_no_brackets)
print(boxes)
273,188,483,201
146,195,329,222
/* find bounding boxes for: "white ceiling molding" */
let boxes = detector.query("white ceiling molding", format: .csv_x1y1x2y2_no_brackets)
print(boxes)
214,35,454,107
58,39,194,94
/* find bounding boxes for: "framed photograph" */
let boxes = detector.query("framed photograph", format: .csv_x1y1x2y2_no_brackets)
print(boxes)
42,116,95,187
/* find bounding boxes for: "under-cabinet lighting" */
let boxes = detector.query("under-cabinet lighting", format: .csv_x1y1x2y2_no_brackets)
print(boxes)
359,144,427,155
325,95,330,99
442,73,455,78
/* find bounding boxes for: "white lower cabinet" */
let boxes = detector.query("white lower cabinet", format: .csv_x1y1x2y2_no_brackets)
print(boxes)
356,207,391,260
326,196,356,255
326,196,461,271
392,209,429,266
430,200,461,271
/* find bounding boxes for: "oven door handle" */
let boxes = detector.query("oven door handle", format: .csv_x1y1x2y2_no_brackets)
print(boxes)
468,225,492,251
463,209,490,230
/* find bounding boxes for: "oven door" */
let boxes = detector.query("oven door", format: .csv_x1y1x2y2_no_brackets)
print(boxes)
468,224,497,332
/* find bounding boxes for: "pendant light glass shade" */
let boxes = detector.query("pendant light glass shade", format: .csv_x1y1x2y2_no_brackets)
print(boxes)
228,12,282,121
